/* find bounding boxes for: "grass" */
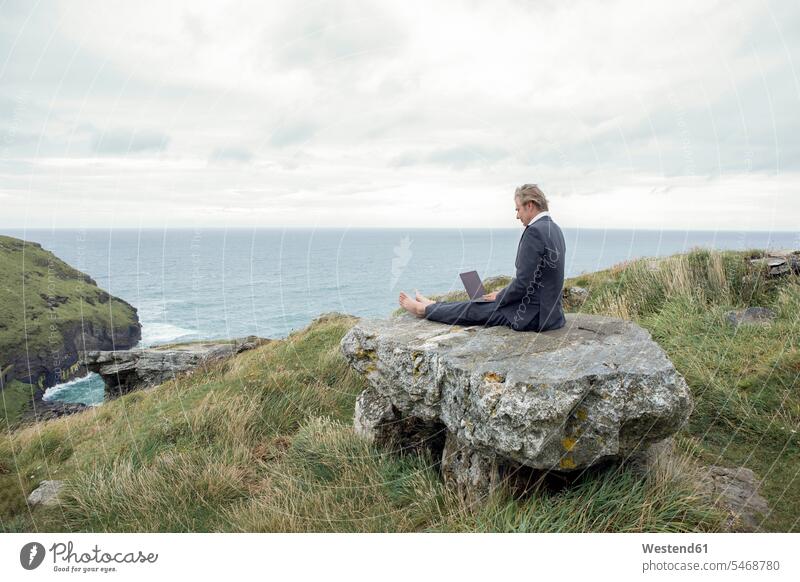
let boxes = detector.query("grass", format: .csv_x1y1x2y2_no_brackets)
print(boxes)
0,380,38,433
0,248,796,532
567,248,800,531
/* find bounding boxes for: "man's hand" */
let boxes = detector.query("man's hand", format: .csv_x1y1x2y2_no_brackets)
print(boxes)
482,291,499,301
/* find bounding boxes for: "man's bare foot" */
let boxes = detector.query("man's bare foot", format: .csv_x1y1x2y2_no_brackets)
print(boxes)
414,289,434,307
399,291,427,318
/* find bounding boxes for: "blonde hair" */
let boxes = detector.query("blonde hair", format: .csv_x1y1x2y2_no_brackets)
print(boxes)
515,184,549,211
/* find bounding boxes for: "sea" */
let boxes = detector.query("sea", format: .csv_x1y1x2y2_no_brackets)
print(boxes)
2,226,796,406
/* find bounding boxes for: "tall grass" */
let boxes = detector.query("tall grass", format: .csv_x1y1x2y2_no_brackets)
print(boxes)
581,249,776,320
572,249,799,531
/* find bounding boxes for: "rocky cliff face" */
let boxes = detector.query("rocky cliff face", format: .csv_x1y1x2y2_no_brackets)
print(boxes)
18,318,142,397
0,235,141,398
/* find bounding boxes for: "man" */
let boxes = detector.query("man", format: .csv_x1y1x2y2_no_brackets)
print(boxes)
399,184,567,332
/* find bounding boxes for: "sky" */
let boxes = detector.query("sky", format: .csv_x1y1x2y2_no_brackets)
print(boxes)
0,0,798,230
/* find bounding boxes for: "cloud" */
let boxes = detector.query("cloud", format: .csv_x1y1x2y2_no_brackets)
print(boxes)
269,120,319,147
265,1,406,70
209,146,254,164
90,128,169,155
0,0,798,229
390,145,509,169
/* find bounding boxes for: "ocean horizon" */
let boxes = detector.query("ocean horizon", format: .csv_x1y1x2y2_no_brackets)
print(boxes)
2,226,797,405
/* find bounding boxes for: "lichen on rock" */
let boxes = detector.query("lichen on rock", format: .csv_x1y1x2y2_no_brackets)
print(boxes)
341,312,693,503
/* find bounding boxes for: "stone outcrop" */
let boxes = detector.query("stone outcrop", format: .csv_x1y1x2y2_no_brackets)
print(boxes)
749,251,800,277
341,313,693,504
27,480,64,507
21,401,90,423
84,336,271,396
699,465,769,532
725,307,777,327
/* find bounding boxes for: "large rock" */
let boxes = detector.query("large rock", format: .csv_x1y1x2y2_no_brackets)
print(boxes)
341,313,693,503
27,480,64,507
84,336,270,396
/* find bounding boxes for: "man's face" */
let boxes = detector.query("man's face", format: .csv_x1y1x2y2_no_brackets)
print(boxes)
515,197,538,226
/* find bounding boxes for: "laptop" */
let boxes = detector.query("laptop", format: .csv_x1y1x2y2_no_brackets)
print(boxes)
459,271,491,302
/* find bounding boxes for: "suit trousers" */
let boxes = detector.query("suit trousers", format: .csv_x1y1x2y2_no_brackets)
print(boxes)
423,300,513,328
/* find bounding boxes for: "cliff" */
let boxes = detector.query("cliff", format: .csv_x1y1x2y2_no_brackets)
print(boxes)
0,235,141,427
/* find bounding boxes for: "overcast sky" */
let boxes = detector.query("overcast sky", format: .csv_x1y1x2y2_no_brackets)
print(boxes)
1,0,798,230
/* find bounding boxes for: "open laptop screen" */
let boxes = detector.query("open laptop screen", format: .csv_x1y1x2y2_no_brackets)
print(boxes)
459,271,488,301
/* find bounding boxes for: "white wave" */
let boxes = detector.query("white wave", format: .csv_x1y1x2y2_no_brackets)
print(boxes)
42,373,99,401
141,322,200,346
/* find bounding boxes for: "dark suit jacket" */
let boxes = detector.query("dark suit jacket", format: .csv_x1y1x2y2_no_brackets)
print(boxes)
496,215,566,332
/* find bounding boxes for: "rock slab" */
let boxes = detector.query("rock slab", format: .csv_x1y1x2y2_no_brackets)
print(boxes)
84,336,270,396
341,313,693,503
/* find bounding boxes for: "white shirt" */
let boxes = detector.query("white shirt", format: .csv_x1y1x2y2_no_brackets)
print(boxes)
526,210,550,227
